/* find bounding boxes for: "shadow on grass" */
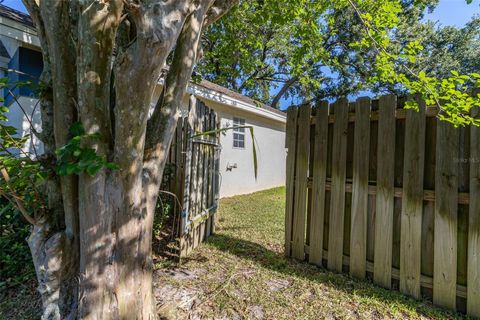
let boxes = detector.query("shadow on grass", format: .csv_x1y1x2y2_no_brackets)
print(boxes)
205,233,464,319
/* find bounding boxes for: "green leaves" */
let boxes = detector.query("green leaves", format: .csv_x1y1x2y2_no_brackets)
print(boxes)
0,100,46,226
199,0,479,126
56,122,118,177
69,121,86,136
404,99,419,111
343,0,480,127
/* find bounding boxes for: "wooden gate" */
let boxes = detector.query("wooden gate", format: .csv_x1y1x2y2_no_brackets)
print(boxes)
285,95,480,316
165,96,220,258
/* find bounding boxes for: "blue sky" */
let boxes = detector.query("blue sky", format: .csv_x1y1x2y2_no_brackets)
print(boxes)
424,0,480,27
0,0,24,12
4,0,479,27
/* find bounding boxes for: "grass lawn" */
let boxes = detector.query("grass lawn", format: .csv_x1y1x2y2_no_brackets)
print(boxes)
155,187,466,320
1,187,468,319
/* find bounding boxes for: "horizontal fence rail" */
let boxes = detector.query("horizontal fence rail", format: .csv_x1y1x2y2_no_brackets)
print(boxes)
285,95,480,316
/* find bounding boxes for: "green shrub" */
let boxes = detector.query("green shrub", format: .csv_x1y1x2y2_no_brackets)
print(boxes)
0,79,45,289
0,200,35,289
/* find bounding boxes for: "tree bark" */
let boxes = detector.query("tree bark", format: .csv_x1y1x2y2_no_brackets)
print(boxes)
20,0,238,318
23,2,79,318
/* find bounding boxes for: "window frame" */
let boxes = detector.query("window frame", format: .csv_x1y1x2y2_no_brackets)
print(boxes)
232,117,246,149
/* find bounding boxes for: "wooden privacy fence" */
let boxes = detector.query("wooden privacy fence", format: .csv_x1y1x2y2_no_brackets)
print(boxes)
285,95,480,316
165,97,220,258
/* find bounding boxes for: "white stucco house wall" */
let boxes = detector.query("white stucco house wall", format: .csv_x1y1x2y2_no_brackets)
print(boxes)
0,5,286,198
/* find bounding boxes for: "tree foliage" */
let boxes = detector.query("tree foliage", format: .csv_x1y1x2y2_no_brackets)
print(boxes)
352,0,480,125
0,79,46,225
197,0,436,106
55,122,118,177
391,16,480,84
198,0,480,125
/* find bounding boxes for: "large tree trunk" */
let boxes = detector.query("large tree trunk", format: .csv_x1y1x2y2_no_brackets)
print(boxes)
19,0,237,318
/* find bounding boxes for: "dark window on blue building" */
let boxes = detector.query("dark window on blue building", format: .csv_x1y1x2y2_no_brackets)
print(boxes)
5,46,43,106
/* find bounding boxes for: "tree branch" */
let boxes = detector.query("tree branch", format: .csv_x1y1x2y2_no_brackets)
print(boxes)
203,0,239,27
145,2,212,149
143,0,214,191
271,76,299,109
113,0,191,174
346,0,444,111
77,0,123,152
0,168,37,225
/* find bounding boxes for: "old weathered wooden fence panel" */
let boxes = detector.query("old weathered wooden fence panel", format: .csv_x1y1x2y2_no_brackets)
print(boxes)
327,99,349,272
285,94,478,315
309,101,329,266
433,117,459,308
292,104,311,260
399,96,425,299
374,94,396,289
285,107,298,257
164,97,220,258
349,97,371,279
468,105,480,317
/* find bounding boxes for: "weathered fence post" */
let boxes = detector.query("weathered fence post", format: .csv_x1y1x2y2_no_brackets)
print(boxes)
292,104,311,260
350,97,371,279
178,96,220,258
399,95,426,299
468,103,480,317
374,94,396,288
285,107,298,257
308,101,329,266
327,98,348,272
433,109,459,309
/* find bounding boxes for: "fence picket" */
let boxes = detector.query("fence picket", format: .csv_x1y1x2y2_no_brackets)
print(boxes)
175,118,184,232
400,96,426,299
196,104,205,217
206,109,215,237
285,107,298,257
373,94,396,288
392,99,406,273
421,116,436,280
189,104,200,225
202,106,209,214
308,101,329,266
468,105,480,317
457,127,469,292
327,98,349,272
292,104,311,260
350,97,371,279
212,116,221,234
367,101,378,265
433,117,459,309
179,105,193,257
